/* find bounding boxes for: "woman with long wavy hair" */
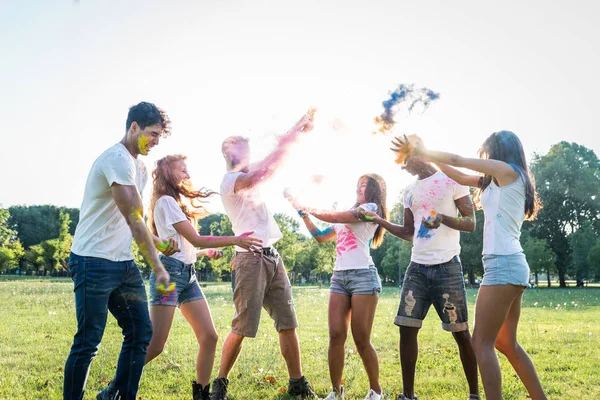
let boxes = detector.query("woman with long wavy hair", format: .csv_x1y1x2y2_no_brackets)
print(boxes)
393,131,545,400
286,174,388,400
145,154,261,400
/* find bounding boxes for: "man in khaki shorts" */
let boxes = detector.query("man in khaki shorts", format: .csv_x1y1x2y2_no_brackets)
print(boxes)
209,112,318,400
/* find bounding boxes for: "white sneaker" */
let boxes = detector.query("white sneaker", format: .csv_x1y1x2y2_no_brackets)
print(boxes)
365,389,384,400
324,387,344,399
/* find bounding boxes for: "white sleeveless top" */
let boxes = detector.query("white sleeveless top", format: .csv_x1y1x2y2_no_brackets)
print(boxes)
480,175,526,255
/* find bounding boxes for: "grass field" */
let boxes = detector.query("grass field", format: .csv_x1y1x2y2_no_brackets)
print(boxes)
1,278,599,399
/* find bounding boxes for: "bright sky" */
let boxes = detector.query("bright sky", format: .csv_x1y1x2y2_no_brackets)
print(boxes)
1,0,599,218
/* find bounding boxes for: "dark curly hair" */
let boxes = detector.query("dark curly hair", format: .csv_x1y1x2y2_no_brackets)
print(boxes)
126,101,172,137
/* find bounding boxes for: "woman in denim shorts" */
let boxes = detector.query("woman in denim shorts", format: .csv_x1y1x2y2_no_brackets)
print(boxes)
399,131,547,400
145,155,261,400
287,174,387,400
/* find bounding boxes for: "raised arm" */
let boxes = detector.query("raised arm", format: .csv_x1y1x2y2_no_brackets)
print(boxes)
432,162,481,188
393,135,518,187
111,184,170,287
173,222,262,251
235,113,314,193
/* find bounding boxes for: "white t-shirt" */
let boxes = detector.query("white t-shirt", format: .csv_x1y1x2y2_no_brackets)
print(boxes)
333,203,378,271
220,172,282,251
72,143,148,261
404,171,470,265
153,196,197,264
480,176,525,255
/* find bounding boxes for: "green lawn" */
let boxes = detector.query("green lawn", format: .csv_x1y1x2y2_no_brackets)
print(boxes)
1,278,599,399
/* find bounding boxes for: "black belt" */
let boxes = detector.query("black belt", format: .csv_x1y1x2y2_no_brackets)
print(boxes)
260,247,277,257
449,255,461,264
236,247,277,257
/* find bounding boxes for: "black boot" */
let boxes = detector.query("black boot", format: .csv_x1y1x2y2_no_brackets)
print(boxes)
209,377,229,400
192,380,210,400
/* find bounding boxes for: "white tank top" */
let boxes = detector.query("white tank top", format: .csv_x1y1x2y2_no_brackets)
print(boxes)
480,176,526,255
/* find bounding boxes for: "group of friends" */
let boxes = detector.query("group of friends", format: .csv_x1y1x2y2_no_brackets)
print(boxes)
63,101,547,400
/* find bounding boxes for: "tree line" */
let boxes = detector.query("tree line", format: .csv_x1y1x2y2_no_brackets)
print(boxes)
1,141,599,287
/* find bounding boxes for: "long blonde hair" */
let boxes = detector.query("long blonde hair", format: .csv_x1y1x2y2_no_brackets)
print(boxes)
148,154,217,235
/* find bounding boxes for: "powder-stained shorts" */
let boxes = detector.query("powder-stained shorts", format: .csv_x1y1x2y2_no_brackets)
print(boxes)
395,257,469,332
149,256,204,307
481,252,530,287
330,266,382,296
231,250,298,338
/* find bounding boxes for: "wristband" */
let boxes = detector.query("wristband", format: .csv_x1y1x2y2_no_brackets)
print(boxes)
297,209,309,218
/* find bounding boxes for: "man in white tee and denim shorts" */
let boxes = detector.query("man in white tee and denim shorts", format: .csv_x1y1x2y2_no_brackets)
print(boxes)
367,135,480,400
209,113,318,400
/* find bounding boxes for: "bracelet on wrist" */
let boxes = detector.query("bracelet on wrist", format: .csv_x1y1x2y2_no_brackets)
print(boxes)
297,209,309,218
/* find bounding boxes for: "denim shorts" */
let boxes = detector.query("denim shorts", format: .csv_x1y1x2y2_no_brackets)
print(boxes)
481,252,530,287
395,257,468,332
330,266,382,296
149,255,204,307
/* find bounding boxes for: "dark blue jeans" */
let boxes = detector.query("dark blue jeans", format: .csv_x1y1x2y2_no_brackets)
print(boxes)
63,252,153,400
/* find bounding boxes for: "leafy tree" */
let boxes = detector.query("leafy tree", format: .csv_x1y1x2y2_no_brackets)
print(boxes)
568,222,598,286
522,236,557,287
23,244,46,274
460,208,484,285
0,207,17,245
587,243,600,281
273,213,302,272
8,205,79,248
529,142,600,287
0,240,24,273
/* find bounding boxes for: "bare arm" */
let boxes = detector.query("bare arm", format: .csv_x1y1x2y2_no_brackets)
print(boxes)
367,208,414,242
422,149,518,187
392,135,518,187
424,195,475,232
432,162,481,188
309,209,361,224
234,113,313,193
111,184,168,282
298,212,336,243
173,221,262,251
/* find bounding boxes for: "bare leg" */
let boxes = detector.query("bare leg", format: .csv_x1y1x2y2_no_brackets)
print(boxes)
180,299,218,386
452,330,479,397
217,332,245,378
145,305,176,364
279,329,302,379
473,285,535,400
350,294,381,394
328,293,351,393
399,326,419,399
494,291,547,400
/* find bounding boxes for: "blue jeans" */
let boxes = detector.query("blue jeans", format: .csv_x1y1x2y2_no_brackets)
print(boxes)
330,266,382,296
395,256,469,332
63,252,153,400
149,255,204,307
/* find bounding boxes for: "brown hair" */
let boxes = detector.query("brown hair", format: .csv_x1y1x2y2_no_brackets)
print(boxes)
355,173,388,248
148,154,217,235
475,131,541,220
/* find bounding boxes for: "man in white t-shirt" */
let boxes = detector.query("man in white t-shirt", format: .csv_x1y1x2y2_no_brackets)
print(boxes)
64,102,178,400
209,113,319,400
367,135,480,400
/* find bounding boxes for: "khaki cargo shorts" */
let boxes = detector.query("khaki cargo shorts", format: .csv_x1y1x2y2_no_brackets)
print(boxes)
231,250,298,338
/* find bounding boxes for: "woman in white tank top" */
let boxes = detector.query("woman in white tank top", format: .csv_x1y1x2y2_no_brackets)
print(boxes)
393,131,546,400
